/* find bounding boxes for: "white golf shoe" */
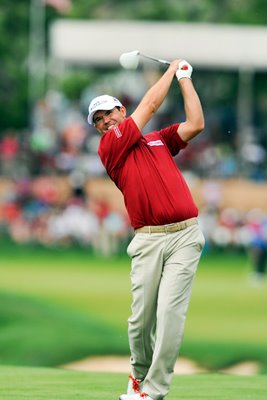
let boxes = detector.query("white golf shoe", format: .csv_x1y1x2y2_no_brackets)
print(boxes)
127,375,143,395
119,394,154,400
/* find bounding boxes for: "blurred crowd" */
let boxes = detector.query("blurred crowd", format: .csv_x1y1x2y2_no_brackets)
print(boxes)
0,175,132,256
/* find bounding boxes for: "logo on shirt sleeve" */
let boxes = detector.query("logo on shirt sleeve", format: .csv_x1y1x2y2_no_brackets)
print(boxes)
147,140,164,147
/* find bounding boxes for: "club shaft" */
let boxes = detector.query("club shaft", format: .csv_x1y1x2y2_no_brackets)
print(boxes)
140,53,170,66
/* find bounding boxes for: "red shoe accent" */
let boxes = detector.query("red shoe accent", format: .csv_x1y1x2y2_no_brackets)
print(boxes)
129,374,141,393
140,393,148,398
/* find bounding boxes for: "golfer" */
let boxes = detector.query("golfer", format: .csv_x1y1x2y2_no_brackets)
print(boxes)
87,59,205,400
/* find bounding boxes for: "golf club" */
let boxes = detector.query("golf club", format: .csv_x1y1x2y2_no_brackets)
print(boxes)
119,50,171,70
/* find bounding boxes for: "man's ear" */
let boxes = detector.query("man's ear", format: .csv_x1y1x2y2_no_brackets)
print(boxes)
120,106,127,117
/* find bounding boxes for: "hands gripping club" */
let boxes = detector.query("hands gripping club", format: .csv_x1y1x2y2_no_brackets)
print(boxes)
176,60,193,81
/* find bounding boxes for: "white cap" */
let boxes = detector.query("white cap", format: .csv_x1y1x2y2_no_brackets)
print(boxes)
87,94,123,125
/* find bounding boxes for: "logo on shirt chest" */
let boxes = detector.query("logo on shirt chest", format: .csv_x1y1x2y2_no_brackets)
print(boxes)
147,140,164,147
114,126,122,138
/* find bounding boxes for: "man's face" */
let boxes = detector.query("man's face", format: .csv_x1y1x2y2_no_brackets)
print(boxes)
93,106,126,135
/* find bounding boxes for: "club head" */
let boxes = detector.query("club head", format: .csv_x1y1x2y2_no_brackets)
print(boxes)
119,50,140,70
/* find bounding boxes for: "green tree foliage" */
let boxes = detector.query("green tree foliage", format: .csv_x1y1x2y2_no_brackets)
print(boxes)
59,71,96,101
69,0,267,24
0,0,29,130
0,0,61,132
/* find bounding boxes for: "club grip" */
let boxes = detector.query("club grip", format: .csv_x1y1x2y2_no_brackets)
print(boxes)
159,59,170,65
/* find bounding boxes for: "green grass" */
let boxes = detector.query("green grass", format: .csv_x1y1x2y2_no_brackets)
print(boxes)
0,240,131,326
0,238,267,372
0,365,266,400
0,292,128,366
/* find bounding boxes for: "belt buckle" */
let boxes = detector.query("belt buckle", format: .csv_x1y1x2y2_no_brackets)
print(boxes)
172,222,182,232
179,222,184,231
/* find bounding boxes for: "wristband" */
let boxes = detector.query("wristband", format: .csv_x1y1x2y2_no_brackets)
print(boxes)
176,60,193,81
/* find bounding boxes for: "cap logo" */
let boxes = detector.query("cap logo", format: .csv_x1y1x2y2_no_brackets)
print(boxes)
91,99,108,109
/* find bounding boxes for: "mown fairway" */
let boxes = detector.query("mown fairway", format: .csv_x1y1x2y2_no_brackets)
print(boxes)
0,240,267,371
1,365,267,400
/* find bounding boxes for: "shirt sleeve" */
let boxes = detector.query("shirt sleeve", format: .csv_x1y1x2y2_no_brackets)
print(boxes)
159,124,188,156
98,117,142,178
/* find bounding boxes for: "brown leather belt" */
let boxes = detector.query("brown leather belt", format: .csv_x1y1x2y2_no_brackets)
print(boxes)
134,217,198,234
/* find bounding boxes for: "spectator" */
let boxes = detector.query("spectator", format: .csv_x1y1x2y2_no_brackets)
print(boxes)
245,209,267,285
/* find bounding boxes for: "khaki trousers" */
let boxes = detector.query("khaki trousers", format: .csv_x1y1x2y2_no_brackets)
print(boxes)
127,223,205,400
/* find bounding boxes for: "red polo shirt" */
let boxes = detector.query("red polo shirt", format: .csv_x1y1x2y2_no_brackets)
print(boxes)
98,117,198,228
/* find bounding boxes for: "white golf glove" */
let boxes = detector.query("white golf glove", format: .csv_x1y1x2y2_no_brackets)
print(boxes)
176,60,193,81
